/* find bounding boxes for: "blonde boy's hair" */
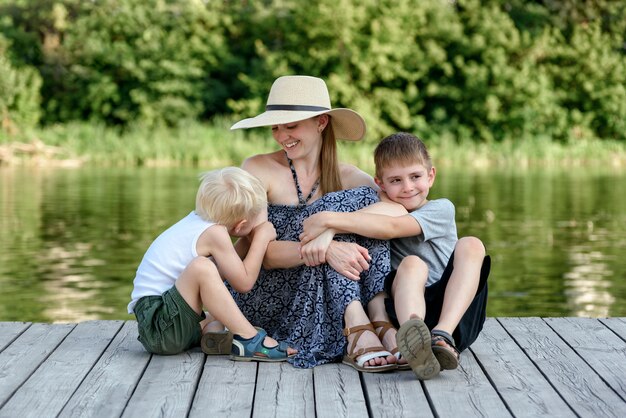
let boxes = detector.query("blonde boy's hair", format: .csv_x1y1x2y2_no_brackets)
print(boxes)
195,167,267,227
374,132,432,179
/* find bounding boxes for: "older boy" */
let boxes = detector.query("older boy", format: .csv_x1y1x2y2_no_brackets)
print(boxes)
300,133,490,379
128,167,295,361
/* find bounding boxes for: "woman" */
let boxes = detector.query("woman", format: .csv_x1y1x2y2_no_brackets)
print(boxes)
230,75,397,370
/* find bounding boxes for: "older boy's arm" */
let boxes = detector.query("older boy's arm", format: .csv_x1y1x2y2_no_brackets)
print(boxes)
301,201,413,243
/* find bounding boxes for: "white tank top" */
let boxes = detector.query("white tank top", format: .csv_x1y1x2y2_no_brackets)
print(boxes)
127,211,215,313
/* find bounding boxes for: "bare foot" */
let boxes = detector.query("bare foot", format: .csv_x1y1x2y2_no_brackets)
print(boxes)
373,323,408,367
347,327,396,367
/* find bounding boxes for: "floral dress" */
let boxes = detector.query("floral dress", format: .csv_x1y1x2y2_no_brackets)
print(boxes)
231,183,391,368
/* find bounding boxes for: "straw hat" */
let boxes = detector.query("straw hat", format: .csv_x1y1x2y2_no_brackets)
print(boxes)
230,75,366,141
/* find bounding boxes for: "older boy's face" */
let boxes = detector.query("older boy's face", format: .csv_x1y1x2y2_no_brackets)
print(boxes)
375,163,435,211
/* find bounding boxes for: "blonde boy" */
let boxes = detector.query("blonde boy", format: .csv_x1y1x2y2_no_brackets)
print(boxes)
300,133,490,379
128,167,295,361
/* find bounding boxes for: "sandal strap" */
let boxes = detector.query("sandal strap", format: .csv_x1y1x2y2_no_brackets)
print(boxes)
431,329,459,355
343,323,374,337
371,321,396,341
352,349,393,367
347,345,391,361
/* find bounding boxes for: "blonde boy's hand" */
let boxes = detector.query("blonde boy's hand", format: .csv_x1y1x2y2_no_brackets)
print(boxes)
300,229,334,266
300,211,331,245
252,221,277,243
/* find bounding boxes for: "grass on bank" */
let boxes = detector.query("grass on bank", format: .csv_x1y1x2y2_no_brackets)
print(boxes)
2,119,626,171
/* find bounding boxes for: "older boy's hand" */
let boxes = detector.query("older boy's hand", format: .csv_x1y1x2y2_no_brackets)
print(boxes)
300,212,331,245
300,230,334,266
325,241,370,281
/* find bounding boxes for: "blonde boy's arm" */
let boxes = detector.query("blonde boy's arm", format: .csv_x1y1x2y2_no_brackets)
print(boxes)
199,222,274,293
301,201,420,242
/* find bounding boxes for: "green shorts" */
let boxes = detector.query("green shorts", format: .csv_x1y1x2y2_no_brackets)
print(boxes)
134,285,205,355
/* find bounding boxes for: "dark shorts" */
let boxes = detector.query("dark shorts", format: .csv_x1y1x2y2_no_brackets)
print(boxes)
133,285,205,355
384,252,491,352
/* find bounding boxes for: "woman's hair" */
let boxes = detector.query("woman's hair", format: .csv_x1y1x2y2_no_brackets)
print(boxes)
319,117,343,194
195,167,267,227
374,132,432,179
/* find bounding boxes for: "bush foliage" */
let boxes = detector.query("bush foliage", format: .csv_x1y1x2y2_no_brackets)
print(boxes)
1,0,625,143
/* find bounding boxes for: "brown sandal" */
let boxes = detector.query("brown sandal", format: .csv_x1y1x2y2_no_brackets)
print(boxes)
372,321,411,371
342,323,397,373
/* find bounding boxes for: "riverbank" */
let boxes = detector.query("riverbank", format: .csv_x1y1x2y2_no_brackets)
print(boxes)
2,121,626,171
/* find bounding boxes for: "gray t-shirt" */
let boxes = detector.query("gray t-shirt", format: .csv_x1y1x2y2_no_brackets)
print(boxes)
390,198,458,286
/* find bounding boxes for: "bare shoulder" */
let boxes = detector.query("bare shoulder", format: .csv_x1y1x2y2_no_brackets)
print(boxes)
339,162,377,190
242,151,286,184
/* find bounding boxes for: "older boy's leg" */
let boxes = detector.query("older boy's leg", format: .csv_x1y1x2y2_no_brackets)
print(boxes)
176,257,296,355
429,237,486,369
391,256,428,324
367,255,428,347
433,237,485,334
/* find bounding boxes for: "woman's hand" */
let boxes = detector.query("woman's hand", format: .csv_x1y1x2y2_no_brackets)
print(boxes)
325,241,371,281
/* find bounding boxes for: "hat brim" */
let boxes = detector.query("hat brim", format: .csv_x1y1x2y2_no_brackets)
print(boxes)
231,108,366,141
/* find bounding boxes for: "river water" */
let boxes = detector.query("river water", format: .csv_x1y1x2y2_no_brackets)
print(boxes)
1,165,625,322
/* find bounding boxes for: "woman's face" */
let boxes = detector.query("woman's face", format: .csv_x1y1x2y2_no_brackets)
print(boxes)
271,115,327,159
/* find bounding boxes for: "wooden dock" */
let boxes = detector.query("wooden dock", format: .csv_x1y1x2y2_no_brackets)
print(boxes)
0,317,625,417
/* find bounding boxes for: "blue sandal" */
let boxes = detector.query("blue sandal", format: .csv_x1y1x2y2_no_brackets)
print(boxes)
230,328,294,362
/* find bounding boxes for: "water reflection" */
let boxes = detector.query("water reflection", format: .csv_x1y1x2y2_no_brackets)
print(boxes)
1,165,625,322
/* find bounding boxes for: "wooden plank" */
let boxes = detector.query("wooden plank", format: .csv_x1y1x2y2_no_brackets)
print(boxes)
252,362,315,418
362,369,433,417
499,317,626,417
122,348,205,417
0,322,75,408
188,356,257,418
57,321,151,418
601,317,626,340
545,317,626,400
424,342,511,417
313,363,369,418
470,318,575,417
0,321,122,417
0,322,31,352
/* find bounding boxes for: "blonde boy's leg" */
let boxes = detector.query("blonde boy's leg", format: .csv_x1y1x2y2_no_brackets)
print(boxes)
433,237,486,335
175,257,293,352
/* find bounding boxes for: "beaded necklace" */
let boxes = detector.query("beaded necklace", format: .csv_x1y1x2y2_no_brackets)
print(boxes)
286,154,320,206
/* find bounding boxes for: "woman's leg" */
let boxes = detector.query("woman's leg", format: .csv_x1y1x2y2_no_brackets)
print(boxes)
344,300,396,366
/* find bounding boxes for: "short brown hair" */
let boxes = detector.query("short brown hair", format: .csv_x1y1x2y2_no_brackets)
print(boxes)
374,132,432,179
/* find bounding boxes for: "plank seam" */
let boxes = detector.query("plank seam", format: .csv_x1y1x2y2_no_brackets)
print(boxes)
495,318,579,417
0,322,78,411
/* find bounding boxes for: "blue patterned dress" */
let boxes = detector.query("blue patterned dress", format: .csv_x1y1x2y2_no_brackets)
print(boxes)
231,186,391,368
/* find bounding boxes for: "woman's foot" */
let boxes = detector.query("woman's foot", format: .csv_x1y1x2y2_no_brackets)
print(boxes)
372,321,409,369
342,323,396,372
